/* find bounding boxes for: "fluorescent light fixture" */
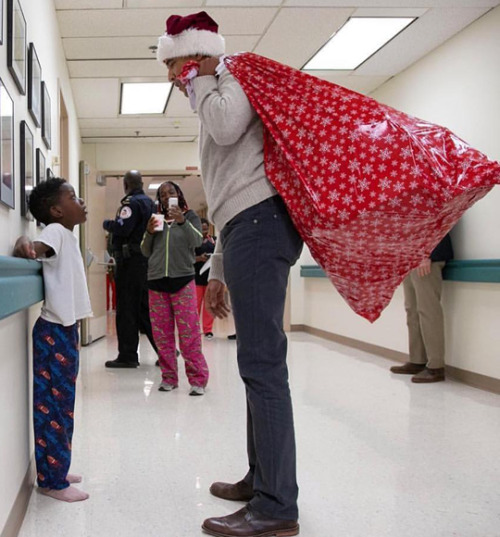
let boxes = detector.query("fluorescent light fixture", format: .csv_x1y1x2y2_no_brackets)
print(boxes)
303,17,416,71
120,82,172,114
148,183,163,190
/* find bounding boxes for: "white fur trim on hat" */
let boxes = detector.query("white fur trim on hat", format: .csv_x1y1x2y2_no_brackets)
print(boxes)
157,28,225,63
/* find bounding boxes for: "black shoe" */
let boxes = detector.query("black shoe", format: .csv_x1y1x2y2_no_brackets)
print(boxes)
227,334,237,340
105,358,139,368
204,332,214,339
155,359,160,367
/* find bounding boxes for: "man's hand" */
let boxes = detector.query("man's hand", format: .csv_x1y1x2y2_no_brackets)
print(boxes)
198,57,220,77
416,258,431,277
205,279,231,319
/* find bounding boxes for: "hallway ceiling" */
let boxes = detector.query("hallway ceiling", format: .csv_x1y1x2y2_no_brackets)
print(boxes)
55,0,499,145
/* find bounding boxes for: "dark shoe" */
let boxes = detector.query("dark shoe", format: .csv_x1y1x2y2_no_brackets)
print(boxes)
105,358,139,368
202,506,299,537
412,367,445,383
210,480,254,502
205,332,214,340
227,334,237,340
155,359,160,367
390,362,426,375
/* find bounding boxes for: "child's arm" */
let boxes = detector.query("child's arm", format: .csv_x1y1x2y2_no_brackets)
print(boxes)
13,236,53,259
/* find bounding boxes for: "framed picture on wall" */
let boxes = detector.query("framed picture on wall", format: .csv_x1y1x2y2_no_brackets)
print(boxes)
42,81,51,149
36,148,46,184
20,120,34,220
0,79,15,209
28,43,42,127
0,0,4,45
7,0,27,95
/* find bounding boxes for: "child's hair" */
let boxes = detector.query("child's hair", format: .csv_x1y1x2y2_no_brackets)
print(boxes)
156,180,188,211
29,178,67,225
200,217,209,226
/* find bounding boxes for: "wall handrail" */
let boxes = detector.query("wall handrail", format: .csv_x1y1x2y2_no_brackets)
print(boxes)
0,255,43,321
300,259,500,283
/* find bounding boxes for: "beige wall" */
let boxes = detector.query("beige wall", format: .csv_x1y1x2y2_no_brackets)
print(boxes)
290,6,500,381
0,1,82,532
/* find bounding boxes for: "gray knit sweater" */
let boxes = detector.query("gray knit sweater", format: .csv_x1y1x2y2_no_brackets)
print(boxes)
193,69,276,283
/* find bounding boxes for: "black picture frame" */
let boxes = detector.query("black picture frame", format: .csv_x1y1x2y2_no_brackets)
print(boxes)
20,120,34,220
0,79,15,209
36,148,46,184
28,43,42,127
42,81,51,149
7,0,27,95
0,0,4,45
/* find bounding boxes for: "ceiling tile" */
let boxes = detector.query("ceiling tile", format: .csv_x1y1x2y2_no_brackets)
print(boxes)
255,7,354,68
68,59,166,78
55,0,123,8
71,78,120,118
356,6,491,76
57,7,277,38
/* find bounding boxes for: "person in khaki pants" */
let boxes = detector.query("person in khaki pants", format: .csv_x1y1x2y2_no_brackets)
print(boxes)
391,234,453,383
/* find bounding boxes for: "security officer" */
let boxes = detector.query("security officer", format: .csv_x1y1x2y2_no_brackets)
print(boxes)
103,170,158,368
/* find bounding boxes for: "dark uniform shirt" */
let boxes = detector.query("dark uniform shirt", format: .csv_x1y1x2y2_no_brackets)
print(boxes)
103,188,154,258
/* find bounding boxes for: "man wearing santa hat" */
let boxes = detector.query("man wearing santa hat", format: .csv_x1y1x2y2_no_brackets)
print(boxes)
157,11,302,537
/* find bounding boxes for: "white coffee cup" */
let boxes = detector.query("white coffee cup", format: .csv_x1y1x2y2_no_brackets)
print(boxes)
152,213,164,231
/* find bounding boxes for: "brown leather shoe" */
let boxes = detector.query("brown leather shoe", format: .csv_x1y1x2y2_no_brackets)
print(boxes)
390,362,426,375
411,367,445,383
209,480,254,502
202,506,299,537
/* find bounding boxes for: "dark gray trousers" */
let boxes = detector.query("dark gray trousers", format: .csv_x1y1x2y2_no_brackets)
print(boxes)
221,195,303,520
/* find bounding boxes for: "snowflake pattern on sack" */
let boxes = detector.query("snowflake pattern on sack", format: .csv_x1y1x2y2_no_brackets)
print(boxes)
225,53,500,321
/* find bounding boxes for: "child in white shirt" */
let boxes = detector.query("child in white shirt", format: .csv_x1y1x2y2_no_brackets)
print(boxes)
14,178,92,502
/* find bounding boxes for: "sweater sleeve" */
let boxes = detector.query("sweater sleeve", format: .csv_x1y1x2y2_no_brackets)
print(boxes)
193,71,256,146
208,237,225,284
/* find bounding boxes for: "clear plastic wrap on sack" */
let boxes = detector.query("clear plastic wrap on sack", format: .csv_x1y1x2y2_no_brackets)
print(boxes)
224,53,500,321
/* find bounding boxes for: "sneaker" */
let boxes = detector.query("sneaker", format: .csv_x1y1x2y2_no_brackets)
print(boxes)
158,382,177,392
189,386,205,396
227,334,237,340
204,332,214,340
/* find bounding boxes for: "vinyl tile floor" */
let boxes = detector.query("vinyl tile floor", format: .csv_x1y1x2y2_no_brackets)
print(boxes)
18,328,500,537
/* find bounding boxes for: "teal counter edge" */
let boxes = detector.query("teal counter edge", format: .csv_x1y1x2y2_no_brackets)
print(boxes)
300,259,500,283
0,256,43,321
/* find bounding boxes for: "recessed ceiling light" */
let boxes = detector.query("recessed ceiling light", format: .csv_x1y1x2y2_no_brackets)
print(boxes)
120,82,172,115
303,17,416,71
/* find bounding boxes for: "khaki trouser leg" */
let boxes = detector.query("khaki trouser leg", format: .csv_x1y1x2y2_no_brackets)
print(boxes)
403,262,446,369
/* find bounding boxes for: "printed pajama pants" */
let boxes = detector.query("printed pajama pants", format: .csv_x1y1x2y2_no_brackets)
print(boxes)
149,280,209,387
32,317,79,490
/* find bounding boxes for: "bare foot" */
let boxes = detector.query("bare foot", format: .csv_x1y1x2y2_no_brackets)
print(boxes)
67,474,82,484
39,485,89,502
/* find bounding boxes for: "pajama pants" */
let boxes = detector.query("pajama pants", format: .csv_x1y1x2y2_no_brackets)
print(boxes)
196,285,215,334
149,280,209,387
32,317,79,490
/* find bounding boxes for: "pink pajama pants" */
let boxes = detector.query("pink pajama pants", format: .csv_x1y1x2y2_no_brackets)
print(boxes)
149,280,209,387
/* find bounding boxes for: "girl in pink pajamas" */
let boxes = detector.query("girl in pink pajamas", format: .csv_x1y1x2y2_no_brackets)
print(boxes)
141,181,209,395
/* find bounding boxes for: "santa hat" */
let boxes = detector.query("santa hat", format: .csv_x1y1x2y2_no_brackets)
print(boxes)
157,11,225,63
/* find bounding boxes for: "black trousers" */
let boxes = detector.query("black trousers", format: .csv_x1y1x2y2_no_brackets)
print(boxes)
221,196,303,520
114,254,157,362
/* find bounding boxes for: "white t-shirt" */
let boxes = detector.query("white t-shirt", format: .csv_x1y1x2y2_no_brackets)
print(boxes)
37,223,92,327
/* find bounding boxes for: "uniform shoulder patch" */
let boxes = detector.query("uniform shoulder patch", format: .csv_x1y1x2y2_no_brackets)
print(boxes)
120,206,133,219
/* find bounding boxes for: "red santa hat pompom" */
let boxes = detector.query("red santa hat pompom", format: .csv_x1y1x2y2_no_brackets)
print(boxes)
157,11,225,63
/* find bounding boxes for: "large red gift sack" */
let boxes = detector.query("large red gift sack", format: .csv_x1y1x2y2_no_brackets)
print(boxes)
224,53,500,322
